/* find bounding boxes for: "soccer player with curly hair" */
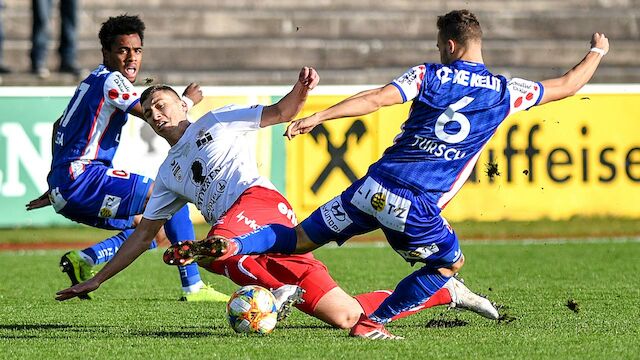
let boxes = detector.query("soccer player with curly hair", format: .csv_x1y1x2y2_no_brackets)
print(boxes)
26,14,227,302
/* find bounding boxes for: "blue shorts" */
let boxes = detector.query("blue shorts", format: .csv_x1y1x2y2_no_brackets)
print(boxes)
48,165,152,230
302,172,462,268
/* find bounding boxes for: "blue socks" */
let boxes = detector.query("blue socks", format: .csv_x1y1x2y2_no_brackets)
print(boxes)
235,224,298,255
80,205,200,292
164,205,202,290
370,266,450,324
163,205,195,243
82,229,152,265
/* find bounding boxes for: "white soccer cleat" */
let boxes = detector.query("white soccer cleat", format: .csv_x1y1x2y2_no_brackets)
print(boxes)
271,284,305,321
443,277,499,320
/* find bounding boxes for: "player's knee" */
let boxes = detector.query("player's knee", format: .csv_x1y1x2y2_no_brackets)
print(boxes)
313,289,363,329
450,254,465,273
335,314,361,329
439,254,465,277
325,310,362,329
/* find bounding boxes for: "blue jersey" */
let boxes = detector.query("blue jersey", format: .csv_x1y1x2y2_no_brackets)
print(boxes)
48,65,140,187
370,60,544,208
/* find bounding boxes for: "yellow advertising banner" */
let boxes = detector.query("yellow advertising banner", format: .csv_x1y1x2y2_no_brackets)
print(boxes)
285,93,640,221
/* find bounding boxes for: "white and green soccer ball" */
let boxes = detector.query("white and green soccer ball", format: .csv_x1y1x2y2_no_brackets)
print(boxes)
226,285,278,334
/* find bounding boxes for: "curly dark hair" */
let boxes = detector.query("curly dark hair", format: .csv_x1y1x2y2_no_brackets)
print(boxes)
437,10,482,45
98,14,146,50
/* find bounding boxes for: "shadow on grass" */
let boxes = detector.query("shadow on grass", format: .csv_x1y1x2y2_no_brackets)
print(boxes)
134,330,222,338
277,324,333,330
0,323,232,339
0,323,102,339
0,324,74,331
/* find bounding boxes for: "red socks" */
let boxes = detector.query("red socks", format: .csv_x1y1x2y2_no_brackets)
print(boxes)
354,287,452,321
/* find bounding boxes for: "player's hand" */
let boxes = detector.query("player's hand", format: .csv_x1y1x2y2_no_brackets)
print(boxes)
591,33,609,55
298,67,319,91
285,113,321,140
25,191,51,211
55,279,100,301
183,83,203,105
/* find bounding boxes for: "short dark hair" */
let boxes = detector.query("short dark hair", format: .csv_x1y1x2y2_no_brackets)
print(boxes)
140,85,181,108
99,14,146,50
437,10,482,45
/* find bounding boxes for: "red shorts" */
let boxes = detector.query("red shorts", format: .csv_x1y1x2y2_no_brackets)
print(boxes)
208,186,338,314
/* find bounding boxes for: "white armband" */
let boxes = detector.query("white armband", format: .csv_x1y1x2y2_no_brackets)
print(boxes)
589,47,606,56
182,96,194,110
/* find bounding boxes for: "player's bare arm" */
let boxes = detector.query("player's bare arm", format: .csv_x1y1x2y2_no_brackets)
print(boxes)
25,192,51,210
25,116,63,210
182,82,204,106
260,66,319,128
539,33,609,105
55,217,166,301
285,83,403,139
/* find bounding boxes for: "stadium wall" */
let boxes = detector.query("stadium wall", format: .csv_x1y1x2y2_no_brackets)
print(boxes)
1,85,639,227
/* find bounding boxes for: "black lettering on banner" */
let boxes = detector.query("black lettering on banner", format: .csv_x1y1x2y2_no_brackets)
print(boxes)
547,148,572,183
599,147,616,182
580,126,589,182
467,122,640,185
625,147,640,182
503,124,520,182
526,124,541,182
310,120,367,193
487,149,496,183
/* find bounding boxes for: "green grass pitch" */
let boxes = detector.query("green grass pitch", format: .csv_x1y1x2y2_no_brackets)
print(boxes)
1,239,639,359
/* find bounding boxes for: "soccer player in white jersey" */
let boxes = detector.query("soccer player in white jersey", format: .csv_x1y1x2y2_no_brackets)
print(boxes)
25,14,227,301
161,10,609,339
55,68,500,327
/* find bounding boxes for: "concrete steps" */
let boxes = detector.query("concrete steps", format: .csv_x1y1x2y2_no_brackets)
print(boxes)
1,1,638,85
5,7,640,40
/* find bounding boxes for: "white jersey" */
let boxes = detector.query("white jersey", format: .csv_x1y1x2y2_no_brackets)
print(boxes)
143,104,275,224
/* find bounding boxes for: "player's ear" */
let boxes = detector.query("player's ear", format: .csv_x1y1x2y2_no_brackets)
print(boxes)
447,39,456,54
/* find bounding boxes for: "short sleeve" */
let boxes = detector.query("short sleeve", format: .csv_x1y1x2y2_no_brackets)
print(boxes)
142,176,187,221
506,78,544,115
390,65,427,103
103,71,140,113
211,104,263,132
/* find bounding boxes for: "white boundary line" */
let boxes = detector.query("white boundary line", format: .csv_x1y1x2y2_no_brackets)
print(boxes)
3,236,639,255
319,236,640,249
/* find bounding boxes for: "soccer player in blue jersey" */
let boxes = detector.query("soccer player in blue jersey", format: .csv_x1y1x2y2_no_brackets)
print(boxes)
55,77,499,327
26,14,228,302
163,10,610,338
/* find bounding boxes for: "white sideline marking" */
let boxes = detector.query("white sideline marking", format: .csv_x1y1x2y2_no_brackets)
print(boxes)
321,236,640,249
2,237,640,255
